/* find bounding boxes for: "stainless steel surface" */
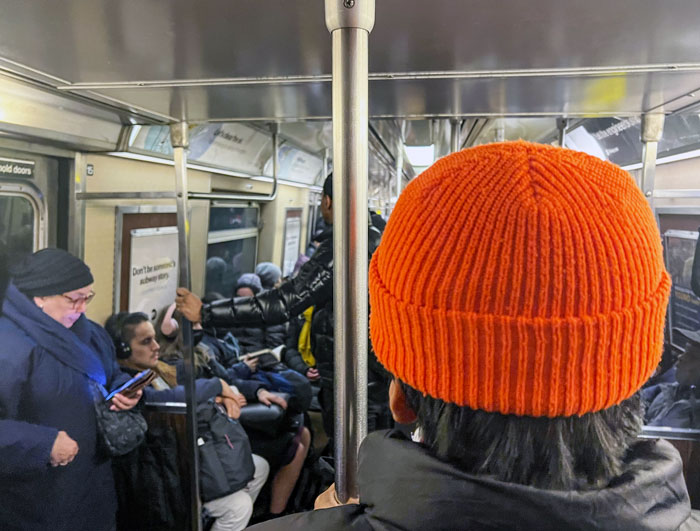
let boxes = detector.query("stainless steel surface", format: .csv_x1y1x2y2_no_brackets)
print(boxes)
557,118,568,148
0,76,123,150
641,140,658,203
68,153,86,258
642,113,665,143
326,0,375,32
654,189,700,198
450,119,461,153
2,1,700,122
77,191,177,200
639,426,700,442
2,1,700,81
171,122,201,531
327,0,373,500
394,138,404,200
640,113,664,205
62,71,700,121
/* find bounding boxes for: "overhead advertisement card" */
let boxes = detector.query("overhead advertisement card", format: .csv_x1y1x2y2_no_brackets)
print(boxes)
128,227,179,321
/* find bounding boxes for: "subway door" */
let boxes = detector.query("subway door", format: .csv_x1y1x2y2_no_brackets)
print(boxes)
0,148,69,268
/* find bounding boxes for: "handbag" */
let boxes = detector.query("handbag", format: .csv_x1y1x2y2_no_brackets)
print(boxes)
90,381,148,457
197,400,255,502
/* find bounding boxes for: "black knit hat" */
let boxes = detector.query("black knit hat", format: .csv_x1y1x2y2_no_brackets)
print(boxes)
10,248,94,297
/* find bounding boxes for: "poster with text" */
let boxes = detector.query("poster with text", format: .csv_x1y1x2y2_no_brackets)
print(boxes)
282,209,302,277
128,227,179,321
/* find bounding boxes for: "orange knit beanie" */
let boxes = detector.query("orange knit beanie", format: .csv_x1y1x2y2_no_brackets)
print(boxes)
369,141,671,417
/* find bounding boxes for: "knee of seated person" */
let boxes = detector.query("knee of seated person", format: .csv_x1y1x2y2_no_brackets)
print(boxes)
227,491,253,522
253,454,270,481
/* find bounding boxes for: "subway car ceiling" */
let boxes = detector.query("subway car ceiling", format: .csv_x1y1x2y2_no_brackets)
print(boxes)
2,0,700,191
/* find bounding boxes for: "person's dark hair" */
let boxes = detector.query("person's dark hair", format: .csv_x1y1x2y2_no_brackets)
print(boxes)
105,311,150,354
323,173,332,199
399,380,643,490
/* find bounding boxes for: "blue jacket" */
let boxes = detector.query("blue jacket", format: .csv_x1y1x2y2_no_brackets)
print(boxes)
0,283,130,531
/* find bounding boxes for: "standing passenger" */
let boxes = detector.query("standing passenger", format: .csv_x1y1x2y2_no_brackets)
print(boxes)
250,142,698,530
0,249,141,531
176,174,390,440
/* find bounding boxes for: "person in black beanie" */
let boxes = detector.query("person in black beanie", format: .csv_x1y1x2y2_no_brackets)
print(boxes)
0,248,140,531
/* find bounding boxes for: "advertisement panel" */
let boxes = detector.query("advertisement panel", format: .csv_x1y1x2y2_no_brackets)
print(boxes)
128,227,179,320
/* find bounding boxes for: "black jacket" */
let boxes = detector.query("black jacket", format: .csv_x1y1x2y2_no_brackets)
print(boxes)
250,430,700,531
202,224,384,385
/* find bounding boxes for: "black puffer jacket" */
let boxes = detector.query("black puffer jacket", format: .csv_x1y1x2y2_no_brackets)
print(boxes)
203,226,336,329
203,223,389,430
203,225,382,381
250,430,700,531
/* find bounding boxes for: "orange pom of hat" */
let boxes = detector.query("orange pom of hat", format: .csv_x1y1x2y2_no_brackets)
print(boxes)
369,141,671,418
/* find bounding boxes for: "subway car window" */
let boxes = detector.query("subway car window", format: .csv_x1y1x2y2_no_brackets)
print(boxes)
205,236,257,297
0,194,35,267
643,229,700,431
208,206,258,231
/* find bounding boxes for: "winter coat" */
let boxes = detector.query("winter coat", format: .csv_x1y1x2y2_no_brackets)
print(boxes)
0,283,130,531
202,224,391,433
250,430,700,531
646,382,700,428
283,313,313,375
202,224,384,382
120,363,224,405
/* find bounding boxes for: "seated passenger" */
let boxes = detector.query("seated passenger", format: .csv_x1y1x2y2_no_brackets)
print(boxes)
232,273,288,351
105,312,269,531
105,312,239,410
110,311,310,520
250,142,698,530
255,262,283,291
230,273,268,353
646,328,700,428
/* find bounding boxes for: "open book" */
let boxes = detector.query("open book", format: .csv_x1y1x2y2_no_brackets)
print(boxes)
239,345,284,369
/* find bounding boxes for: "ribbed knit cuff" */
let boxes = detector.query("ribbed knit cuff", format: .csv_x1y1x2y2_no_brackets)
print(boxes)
370,255,671,418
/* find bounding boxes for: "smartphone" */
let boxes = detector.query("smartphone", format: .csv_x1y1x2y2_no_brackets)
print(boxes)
104,369,155,401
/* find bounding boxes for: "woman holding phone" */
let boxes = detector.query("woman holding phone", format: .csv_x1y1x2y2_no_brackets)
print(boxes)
0,248,140,531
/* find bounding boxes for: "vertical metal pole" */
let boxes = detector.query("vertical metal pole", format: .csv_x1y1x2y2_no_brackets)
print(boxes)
271,123,280,181
325,0,375,502
394,141,404,201
494,119,505,142
640,113,664,208
68,153,87,259
322,147,330,184
557,118,568,148
170,122,201,531
450,119,461,153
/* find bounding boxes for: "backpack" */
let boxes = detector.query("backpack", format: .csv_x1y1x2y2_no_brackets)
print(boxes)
197,401,255,502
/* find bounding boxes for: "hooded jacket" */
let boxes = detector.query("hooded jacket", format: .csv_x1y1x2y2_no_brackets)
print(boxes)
0,283,130,531
250,430,699,531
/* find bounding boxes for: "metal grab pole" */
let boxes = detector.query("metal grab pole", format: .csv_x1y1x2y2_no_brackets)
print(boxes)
641,113,664,208
557,118,568,148
325,0,375,502
170,122,201,531
450,119,461,153
395,141,404,202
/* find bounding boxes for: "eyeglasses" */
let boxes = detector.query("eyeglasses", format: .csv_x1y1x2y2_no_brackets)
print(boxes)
62,291,96,308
